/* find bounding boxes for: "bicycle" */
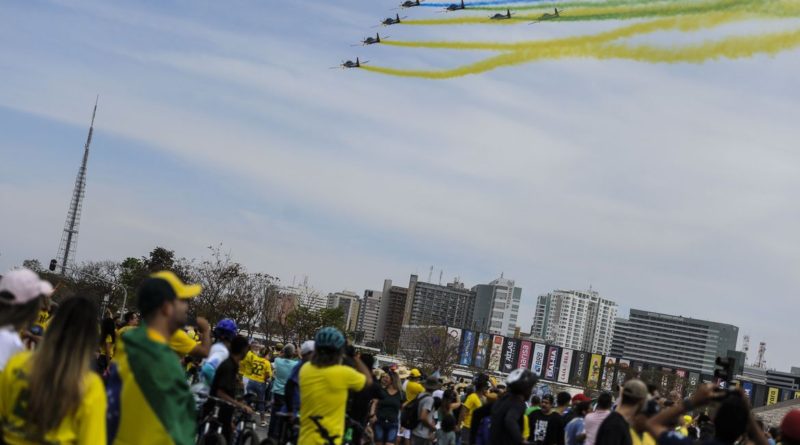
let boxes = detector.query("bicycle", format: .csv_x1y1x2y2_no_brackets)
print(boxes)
232,393,261,445
197,396,228,445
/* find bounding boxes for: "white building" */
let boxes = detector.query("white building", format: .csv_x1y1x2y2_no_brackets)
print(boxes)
472,275,521,337
531,289,617,355
327,290,361,332
357,289,382,342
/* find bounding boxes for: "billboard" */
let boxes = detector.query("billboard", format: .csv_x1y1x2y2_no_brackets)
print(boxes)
688,372,700,392
501,338,520,373
742,381,754,401
517,340,533,370
558,349,573,383
544,345,561,380
795,391,800,399
587,354,603,389
473,333,491,369
570,351,589,386
532,343,547,377
616,359,631,386
446,327,462,345
459,330,475,366
767,387,779,406
674,369,687,397
487,335,504,371
601,357,617,391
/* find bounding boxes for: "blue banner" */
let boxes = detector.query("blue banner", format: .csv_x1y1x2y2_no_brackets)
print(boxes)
459,330,476,366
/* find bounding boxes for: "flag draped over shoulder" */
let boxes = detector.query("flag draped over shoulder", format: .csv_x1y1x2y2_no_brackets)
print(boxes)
109,326,196,445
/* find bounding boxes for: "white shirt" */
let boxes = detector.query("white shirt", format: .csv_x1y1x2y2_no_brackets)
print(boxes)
584,409,611,445
0,326,24,371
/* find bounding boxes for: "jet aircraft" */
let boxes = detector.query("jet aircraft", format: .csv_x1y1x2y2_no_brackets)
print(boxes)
490,9,513,19
380,13,405,25
354,33,386,46
445,0,465,11
530,8,564,23
400,0,422,7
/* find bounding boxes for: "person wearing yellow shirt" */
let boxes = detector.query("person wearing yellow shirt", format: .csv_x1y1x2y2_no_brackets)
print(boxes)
0,296,107,444
97,312,117,372
241,345,272,426
116,311,140,338
169,316,211,359
460,373,489,444
298,327,372,445
399,369,425,444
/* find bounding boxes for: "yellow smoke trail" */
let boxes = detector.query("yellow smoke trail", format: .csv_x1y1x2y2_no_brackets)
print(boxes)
402,0,790,26
362,24,800,78
382,11,752,51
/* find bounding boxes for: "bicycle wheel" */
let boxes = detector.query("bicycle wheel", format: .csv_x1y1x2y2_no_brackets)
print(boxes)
197,431,228,445
237,429,260,445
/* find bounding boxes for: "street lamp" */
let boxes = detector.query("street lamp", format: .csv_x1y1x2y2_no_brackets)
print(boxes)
49,259,128,321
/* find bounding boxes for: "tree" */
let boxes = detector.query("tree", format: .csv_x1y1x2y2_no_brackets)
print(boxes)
398,326,460,377
22,259,42,272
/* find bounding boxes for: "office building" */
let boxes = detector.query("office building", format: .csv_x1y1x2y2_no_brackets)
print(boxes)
357,289,382,342
531,289,618,354
472,275,522,337
610,309,739,375
378,279,408,353
326,291,361,332
403,274,476,330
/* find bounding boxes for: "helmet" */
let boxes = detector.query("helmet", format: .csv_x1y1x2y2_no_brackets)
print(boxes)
506,368,538,395
314,326,346,350
214,319,237,339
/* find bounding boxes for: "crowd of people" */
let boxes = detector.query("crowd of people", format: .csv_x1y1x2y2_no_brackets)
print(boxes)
0,266,798,445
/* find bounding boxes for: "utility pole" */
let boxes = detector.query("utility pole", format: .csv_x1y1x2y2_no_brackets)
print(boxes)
56,97,98,274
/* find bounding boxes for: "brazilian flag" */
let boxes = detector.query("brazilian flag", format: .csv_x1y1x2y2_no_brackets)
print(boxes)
107,326,196,445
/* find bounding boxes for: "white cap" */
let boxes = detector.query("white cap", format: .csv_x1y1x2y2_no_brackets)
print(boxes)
0,268,52,305
301,340,315,355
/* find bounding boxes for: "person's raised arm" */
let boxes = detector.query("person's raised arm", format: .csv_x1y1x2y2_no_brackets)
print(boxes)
189,317,211,358
646,384,715,441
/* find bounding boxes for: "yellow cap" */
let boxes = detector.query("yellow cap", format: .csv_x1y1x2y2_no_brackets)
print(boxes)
150,271,202,299
410,368,422,378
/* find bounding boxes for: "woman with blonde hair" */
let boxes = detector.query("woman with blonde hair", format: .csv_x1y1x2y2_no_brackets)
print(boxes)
0,296,106,444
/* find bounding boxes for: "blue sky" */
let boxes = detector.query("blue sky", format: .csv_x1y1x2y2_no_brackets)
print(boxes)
1,0,799,370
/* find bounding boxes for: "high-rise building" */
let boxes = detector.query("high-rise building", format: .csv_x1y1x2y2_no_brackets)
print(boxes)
326,291,361,332
610,309,739,375
357,289,382,342
379,279,408,354
403,275,475,330
472,275,522,337
531,289,618,354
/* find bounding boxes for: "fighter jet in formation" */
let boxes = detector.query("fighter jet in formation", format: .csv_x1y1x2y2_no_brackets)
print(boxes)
400,0,422,7
445,0,466,12
379,13,405,25
489,9,513,20
354,33,386,46
530,8,564,23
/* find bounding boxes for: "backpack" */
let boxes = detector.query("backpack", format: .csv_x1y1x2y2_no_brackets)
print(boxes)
475,415,492,445
401,394,431,430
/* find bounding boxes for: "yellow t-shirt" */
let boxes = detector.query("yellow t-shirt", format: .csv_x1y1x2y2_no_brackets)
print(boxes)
34,310,52,331
298,363,366,445
0,351,107,445
462,392,482,428
99,334,115,359
117,325,136,338
631,428,657,445
169,329,198,357
405,380,425,403
523,413,530,439
241,351,271,383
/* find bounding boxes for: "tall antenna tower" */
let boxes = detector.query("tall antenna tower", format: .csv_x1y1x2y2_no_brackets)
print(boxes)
756,341,767,369
56,97,98,274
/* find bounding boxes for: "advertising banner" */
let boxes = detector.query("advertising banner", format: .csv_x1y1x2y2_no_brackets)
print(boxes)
767,387,779,406
571,351,589,386
587,354,603,389
487,335,504,371
501,338,520,373
532,343,547,377
794,391,800,399
742,381,754,401
601,357,617,391
688,372,700,392
616,359,631,386
446,327,462,345
780,389,793,402
558,349,573,383
674,369,687,397
473,333,491,369
544,345,560,380
459,330,475,366
517,340,533,370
